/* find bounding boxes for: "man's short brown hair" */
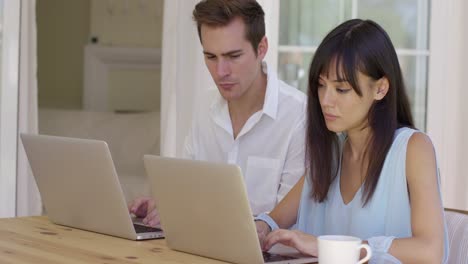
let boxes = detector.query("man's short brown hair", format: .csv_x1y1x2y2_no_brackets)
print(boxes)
193,0,265,55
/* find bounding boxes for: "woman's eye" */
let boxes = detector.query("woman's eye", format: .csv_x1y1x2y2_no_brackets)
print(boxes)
337,88,350,94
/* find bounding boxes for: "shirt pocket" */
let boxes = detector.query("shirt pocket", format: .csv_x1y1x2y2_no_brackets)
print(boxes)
245,156,281,215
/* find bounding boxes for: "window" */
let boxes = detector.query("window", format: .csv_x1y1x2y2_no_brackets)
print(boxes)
277,0,430,130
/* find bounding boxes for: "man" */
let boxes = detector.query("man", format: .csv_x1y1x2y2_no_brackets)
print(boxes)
129,0,306,226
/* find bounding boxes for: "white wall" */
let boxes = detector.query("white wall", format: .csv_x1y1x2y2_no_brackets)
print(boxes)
37,0,90,109
109,68,161,111
459,0,468,209
90,0,163,48
88,0,163,111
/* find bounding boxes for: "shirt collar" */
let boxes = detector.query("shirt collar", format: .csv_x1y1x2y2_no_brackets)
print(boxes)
210,94,233,135
261,61,279,120
210,61,279,123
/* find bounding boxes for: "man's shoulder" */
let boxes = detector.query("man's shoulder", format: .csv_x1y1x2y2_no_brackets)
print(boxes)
276,80,307,120
202,88,220,103
194,89,219,114
277,80,307,104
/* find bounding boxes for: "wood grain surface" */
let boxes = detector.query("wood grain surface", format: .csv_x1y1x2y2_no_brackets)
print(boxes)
0,216,226,264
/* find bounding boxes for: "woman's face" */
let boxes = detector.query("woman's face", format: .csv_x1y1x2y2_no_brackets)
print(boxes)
317,66,386,134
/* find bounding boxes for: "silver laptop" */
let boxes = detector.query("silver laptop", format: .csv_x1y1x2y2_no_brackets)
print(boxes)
143,155,317,264
20,134,164,240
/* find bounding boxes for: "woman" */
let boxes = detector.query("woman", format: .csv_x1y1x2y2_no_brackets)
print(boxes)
255,19,448,263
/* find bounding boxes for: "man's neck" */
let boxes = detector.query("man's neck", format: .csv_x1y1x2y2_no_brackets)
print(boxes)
228,71,267,139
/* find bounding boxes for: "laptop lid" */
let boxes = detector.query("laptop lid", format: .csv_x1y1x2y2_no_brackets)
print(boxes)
20,134,163,240
143,155,317,264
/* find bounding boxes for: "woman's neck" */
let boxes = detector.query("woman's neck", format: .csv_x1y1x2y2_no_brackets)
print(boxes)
345,126,372,162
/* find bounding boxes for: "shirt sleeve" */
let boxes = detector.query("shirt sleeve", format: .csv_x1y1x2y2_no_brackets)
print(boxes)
367,236,402,264
276,117,306,203
182,126,195,160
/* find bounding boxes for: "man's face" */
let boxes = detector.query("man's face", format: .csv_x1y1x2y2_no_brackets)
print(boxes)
200,18,267,102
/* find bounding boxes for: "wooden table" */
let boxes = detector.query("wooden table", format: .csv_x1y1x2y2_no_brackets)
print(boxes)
0,216,226,264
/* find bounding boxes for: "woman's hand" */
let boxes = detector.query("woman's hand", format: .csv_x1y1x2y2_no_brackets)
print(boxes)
262,229,318,257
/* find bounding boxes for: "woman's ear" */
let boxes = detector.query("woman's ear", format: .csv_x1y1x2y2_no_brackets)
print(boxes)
374,77,389,100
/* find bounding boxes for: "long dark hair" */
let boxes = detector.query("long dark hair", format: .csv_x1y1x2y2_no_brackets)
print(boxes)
306,19,414,205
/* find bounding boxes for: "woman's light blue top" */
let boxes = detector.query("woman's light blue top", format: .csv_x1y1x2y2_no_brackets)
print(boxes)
296,127,448,263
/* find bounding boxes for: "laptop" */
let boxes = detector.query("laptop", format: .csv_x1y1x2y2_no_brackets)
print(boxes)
143,155,318,264
20,134,164,240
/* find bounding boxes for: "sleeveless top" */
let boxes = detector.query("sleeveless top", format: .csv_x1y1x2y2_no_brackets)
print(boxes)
296,127,448,263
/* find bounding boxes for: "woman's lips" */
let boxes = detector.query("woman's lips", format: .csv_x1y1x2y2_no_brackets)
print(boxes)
323,113,338,121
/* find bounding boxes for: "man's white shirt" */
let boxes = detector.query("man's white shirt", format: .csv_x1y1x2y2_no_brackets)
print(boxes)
183,62,307,215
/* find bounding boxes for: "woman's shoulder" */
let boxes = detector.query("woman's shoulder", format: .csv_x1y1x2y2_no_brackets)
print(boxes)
406,131,436,163
394,126,417,138
394,127,434,154
408,131,434,149
403,129,438,184
386,127,436,173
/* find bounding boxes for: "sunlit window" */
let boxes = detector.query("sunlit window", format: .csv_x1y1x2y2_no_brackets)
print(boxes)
278,0,429,130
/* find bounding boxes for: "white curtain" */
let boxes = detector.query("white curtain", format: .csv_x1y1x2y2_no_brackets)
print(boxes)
257,0,279,72
160,0,214,157
16,0,41,216
0,0,20,217
427,0,468,210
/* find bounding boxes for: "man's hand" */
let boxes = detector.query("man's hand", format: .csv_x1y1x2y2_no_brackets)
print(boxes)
128,196,161,227
255,220,271,248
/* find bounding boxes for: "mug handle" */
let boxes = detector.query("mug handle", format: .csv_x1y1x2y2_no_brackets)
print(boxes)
356,244,372,264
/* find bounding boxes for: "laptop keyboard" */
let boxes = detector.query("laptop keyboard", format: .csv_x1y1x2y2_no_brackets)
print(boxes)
133,224,162,234
263,251,297,262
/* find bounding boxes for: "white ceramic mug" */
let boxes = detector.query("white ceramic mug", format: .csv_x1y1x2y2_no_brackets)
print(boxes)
318,235,372,264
